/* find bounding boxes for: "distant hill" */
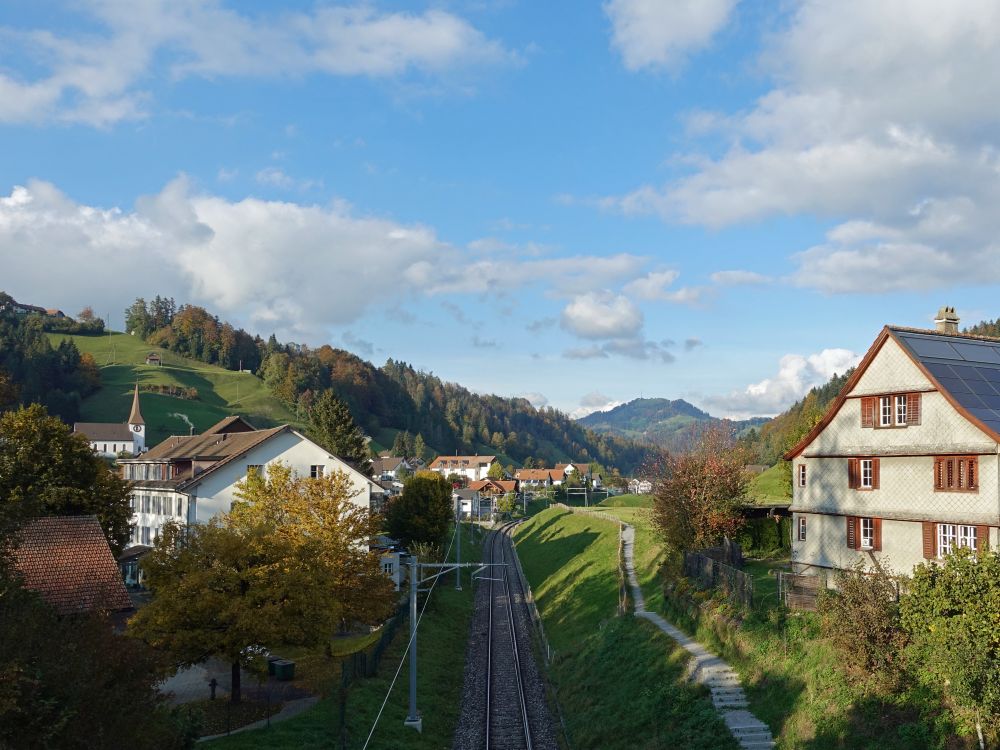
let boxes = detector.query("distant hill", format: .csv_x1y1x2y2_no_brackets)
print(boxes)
577,398,769,454
45,331,300,447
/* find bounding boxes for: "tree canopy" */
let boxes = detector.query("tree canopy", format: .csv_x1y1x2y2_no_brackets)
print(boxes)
308,390,373,475
0,404,132,553
385,473,453,546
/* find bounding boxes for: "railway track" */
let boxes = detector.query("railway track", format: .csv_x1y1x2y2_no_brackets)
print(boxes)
453,522,558,750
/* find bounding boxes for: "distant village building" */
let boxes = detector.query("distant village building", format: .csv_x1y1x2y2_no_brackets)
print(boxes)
628,478,653,495
11,516,132,616
372,455,411,483
144,352,162,366
74,384,146,458
514,469,553,487
427,454,499,482
118,415,384,546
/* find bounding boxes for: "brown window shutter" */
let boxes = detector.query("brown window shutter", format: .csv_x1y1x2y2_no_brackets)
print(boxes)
906,392,921,425
871,458,880,489
846,515,857,549
873,517,882,551
934,459,943,490
848,458,858,489
922,521,936,559
976,525,989,551
969,457,978,490
861,397,875,428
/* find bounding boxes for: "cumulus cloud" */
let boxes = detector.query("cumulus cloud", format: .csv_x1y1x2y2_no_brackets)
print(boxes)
0,2,515,125
705,348,860,419
710,270,771,286
604,0,737,72
341,331,375,357
519,392,549,408
623,270,706,305
684,337,702,351
560,292,643,340
571,391,624,419
603,1,1000,294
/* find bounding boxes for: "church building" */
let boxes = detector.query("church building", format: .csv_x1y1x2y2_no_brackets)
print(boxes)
74,384,146,458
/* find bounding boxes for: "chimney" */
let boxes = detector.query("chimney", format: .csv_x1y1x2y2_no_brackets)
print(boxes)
935,306,960,334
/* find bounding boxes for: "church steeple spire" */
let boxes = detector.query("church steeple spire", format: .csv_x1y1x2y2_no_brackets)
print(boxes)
128,383,144,426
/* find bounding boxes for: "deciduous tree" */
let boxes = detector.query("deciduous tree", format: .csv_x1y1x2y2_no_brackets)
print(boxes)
385,473,452,546
487,461,505,480
651,426,750,552
0,404,132,553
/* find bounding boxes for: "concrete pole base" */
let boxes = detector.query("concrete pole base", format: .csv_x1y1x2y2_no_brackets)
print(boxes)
404,716,423,733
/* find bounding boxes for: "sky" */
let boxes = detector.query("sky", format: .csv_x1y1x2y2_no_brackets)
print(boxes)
3,1,1000,420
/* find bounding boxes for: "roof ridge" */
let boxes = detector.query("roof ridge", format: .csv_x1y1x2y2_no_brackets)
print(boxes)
889,325,1000,343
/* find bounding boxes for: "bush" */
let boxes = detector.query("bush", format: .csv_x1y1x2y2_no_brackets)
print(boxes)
734,516,791,556
818,562,906,686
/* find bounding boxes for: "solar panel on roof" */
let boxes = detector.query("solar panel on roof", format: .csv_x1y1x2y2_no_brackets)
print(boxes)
964,406,1000,422
954,392,991,412
980,394,1000,410
949,364,985,380
976,367,1000,383
905,337,960,358
925,362,956,378
935,376,974,394
951,341,1000,363
968,379,999,396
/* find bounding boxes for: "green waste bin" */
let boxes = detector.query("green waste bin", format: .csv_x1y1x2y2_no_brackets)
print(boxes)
267,656,280,676
272,659,295,681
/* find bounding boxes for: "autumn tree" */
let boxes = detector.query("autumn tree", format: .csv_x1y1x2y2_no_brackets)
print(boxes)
308,390,372,474
131,465,393,703
901,547,1000,747
77,306,96,323
385,473,453,546
651,426,750,552
487,461,505,480
412,433,426,460
0,404,132,553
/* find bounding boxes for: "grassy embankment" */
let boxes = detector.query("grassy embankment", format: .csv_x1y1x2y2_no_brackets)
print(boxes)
514,507,737,750
589,497,978,748
48,331,300,446
749,463,790,505
205,522,483,749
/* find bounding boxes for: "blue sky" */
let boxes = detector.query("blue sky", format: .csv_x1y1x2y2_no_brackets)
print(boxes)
3,1,1000,419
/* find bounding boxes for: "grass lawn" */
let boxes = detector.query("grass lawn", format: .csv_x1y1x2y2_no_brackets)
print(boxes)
204,523,483,749
49,331,300,446
597,493,653,508
515,508,736,750
749,464,790,505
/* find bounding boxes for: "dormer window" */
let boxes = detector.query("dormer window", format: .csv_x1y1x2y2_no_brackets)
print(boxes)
861,393,921,428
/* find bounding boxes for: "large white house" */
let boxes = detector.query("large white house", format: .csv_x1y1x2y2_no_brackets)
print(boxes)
74,384,146,458
786,308,999,578
427,454,498,482
118,415,384,545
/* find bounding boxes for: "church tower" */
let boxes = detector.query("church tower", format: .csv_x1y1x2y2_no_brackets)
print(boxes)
128,383,146,454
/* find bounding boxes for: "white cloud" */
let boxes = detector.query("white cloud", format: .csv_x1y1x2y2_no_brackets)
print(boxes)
519,392,549,408
342,331,375,356
604,0,738,71
0,2,514,125
684,337,702,351
622,269,706,305
705,348,860,419
603,0,1000,293
561,292,643,340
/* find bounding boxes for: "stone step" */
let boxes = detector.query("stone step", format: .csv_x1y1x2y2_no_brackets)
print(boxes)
739,742,776,750
711,688,746,700
734,730,773,742
731,725,771,735
714,697,749,709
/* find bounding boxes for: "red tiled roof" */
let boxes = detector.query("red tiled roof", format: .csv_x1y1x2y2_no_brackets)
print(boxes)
514,469,551,481
428,455,497,469
469,479,518,493
12,516,132,615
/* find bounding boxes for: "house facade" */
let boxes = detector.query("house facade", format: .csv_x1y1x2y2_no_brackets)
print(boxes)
786,309,1000,578
427,454,498,482
74,384,146,458
118,416,384,546
514,469,553,487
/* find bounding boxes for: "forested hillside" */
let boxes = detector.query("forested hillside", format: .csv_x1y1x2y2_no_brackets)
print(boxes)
119,297,652,472
0,293,101,422
578,397,769,454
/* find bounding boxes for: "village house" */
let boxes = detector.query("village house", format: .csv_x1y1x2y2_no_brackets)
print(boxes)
117,415,384,546
427,454,499,482
12,516,132,616
628,478,653,494
372,455,412,483
74,384,146,458
513,468,553,487
786,308,1000,578
469,478,519,512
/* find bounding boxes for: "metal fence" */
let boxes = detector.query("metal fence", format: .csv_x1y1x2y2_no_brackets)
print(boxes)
682,551,753,609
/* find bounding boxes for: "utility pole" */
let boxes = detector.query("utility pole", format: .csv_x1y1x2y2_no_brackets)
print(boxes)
404,556,421,732
455,499,462,591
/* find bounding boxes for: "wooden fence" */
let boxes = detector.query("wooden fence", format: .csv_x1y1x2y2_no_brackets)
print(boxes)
777,572,825,611
682,551,753,609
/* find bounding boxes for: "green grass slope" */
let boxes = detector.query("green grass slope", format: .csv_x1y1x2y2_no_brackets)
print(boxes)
48,332,300,447
749,463,790,505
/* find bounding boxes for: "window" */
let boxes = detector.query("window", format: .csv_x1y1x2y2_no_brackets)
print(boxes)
798,516,807,541
382,561,394,575
934,456,978,491
937,524,978,556
895,395,907,425
880,396,892,427
797,464,807,487
141,495,151,513
176,497,184,517
862,393,921,428
310,465,325,479
846,516,881,550
860,517,875,549
141,526,151,545
848,458,879,490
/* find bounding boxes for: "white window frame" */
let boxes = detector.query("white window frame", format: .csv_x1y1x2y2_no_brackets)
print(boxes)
895,394,907,426
798,516,807,541
860,459,873,489
879,396,892,426
860,517,875,550
938,523,958,556
798,464,806,487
